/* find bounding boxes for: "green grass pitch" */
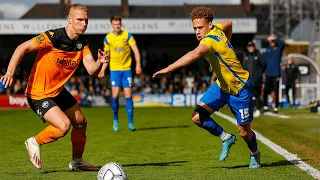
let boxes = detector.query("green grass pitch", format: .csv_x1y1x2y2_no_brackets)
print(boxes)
0,107,318,180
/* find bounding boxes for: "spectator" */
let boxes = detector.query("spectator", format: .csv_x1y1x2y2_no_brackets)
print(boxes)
0,82,5,94
159,76,168,93
70,84,79,96
284,56,300,107
243,41,266,117
13,79,24,94
133,74,143,91
143,84,152,94
263,35,285,113
166,84,174,94
191,81,199,94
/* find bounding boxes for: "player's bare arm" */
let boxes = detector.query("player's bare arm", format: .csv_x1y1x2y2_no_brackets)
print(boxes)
130,44,142,75
219,20,233,40
153,44,208,78
83,49,109,76
0,39,37,88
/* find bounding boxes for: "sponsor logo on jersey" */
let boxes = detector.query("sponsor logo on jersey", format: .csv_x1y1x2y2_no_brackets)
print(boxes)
56,58,80,69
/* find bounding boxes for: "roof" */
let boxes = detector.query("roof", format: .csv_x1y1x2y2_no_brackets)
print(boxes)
21,3,248,19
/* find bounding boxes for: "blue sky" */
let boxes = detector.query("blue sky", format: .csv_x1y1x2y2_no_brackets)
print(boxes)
0,0,270,19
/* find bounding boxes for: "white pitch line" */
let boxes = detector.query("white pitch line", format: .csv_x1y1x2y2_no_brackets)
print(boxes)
263,112,290,119
215,111,320,179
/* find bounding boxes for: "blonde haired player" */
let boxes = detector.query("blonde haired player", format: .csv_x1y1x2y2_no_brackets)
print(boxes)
0,4,109,170
100,15,142,132
153,7,261,168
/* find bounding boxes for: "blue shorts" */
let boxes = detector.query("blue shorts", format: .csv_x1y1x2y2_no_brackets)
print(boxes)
110,70,132,88
200,78,254,125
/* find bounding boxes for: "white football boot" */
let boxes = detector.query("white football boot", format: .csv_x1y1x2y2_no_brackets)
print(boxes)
25,137,42,169
69,158,98,171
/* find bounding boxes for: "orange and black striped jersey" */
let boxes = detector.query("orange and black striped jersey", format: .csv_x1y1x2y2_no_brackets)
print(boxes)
26,27,92,100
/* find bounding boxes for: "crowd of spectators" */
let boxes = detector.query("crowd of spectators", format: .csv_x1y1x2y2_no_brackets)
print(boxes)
0,65,214,98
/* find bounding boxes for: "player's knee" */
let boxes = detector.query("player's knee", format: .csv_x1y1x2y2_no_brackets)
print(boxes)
192,105,211,125
238,128,248,138
58,119,71,135
74,114,87,130
191,111,201,125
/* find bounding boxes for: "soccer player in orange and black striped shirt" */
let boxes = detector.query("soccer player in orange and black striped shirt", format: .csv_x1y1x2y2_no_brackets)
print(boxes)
0,4,108,170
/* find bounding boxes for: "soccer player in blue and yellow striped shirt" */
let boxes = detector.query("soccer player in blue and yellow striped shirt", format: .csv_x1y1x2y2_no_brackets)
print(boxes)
153,7,261,168
100,16,142,132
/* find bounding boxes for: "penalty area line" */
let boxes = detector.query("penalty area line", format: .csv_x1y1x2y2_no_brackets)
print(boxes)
215,111,320,179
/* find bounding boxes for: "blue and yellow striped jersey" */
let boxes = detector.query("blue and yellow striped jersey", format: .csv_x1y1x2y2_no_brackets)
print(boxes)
199,23,249,95
103,30,136,71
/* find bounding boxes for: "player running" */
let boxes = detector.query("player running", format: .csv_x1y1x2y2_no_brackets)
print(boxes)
100,15,142,132
153,7,261,168
0,4,109,170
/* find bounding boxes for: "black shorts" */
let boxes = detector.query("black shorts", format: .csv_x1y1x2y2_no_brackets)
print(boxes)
27,88,77,122
265,77,280,93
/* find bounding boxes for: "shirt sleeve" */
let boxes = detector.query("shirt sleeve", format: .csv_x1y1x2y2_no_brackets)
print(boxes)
33,32,52,50
103,35,110,51
128,32,136,46
214,23,223,31
199,37,217,52
83,45,92,57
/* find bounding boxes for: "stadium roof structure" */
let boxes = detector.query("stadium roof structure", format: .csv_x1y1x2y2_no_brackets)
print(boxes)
21,3,250,19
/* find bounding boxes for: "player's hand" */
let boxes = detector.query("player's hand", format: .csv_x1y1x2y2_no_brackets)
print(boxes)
98,49,109,64
0,73,14,88
152,67,171,78
97,71,105,78
135,65,142,75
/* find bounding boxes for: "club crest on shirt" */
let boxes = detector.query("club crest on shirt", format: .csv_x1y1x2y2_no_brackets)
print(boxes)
76,42,82,49
36,34,45,44
122,38,127,42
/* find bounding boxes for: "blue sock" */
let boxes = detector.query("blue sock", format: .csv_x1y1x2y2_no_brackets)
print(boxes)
111,97,119,121
245,131,258,154
126,97,134,124
201,117,223,136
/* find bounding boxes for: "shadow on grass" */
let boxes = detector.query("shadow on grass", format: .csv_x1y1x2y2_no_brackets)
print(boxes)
41,161,188,173
216,159,309,169
137,125,190,131
122,160,188,167
41,167,102,174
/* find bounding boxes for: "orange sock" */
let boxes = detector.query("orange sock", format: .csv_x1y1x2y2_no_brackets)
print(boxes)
71,125,87,159
35,125,64,146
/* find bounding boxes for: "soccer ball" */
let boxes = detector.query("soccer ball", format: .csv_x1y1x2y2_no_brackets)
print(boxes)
97,162,127,180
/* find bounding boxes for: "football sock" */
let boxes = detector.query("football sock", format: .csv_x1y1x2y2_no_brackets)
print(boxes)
245,131,258,155
125,97,134,124
71,125,87,159
35,125,64,146
220,130,232,142
111,97,119,121
201,117,223,136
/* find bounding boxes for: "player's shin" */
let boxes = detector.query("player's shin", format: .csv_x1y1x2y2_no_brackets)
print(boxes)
111,97,119,121
243,130,259,155
201,117,223,136
71,124,87,159
125,97,134,124
35,125,65,145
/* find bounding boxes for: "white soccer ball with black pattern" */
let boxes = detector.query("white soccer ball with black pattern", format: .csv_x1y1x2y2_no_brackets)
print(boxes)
97,162,127,180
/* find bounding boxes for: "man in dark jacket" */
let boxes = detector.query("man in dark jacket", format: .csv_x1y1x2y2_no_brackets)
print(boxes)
284,56,300,107
243,41,266,117
263,35,285,113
